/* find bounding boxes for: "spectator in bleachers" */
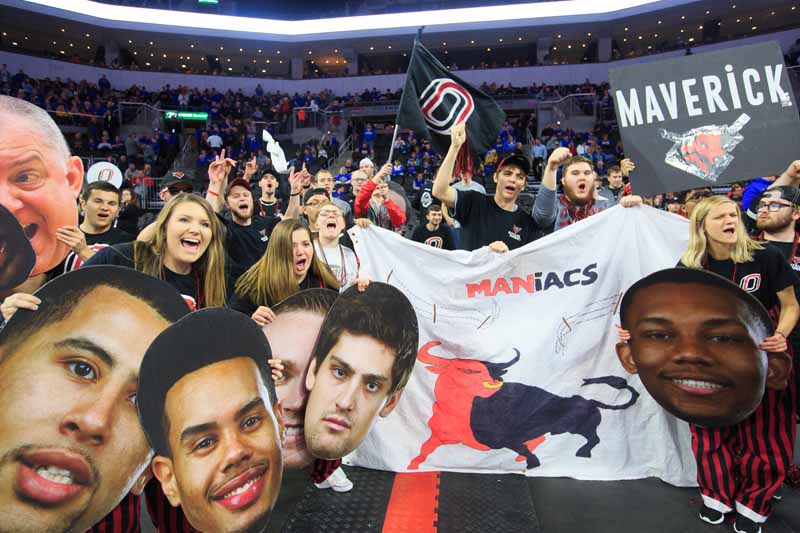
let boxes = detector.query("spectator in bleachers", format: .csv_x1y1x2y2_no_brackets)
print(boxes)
159,171,194,205
59,181,133,272
531,138,547,177
681,188,714,219
311,201,359,288
230,218,339,320
434,123,538,253
118,186,144,236
355,164,406,232
599,165,626,207
84,193,228,311
315,169,353,226
410,205,455,251
533,148,641,233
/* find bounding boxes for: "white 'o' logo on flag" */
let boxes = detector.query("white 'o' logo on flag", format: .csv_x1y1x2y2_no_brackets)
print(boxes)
419,78,474,135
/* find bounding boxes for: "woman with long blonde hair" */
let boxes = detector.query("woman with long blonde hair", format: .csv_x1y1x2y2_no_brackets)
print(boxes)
82,193,227,310
231,218,339,324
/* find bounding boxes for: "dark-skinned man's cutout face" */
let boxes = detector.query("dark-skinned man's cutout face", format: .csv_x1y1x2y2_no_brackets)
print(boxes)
153,357,283,533
0,204,35,292
0,267,188,532
617,282,791,428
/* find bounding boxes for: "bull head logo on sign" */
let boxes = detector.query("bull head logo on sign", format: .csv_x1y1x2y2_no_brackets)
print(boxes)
659,112,750,182
419,78,475,134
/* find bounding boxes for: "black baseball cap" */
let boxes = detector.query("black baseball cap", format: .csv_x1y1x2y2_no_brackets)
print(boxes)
746,186,800,220
497,153,531,176
162,171,193,192
304,187,330,204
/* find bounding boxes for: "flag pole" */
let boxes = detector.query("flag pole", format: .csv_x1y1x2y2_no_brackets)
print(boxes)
386,124,399,166
387,26,425,169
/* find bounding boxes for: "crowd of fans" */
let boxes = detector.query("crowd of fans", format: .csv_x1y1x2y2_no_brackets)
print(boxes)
1,59,800,531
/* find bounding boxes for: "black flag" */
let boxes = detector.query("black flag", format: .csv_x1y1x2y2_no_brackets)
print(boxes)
397,39,505,174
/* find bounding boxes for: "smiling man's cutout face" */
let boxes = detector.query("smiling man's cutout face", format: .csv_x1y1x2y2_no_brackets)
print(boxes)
616,281,790,427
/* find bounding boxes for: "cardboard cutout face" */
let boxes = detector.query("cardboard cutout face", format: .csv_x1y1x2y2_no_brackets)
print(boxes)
139,308,283,533
262,289,336,469
616,270,791,428
0,204,36,292
0,99,82,276
0,266,188,532
303,283,419,460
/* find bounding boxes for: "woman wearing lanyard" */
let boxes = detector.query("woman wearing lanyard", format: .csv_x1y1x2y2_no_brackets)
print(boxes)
620,195,798,533
311,201,360,288
230,218,340,324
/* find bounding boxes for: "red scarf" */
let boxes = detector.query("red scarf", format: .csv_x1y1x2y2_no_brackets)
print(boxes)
560,195,595,224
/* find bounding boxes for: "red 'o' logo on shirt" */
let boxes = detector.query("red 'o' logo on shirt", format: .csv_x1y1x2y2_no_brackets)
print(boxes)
739,273,761,293
425,236,444,249
419,78,474,135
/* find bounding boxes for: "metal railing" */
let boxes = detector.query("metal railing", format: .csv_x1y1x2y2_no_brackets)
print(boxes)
118,102,165,133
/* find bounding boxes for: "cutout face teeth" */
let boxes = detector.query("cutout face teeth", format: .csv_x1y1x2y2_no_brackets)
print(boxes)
221,474,262,499
672,378,724,390
35,465,76,485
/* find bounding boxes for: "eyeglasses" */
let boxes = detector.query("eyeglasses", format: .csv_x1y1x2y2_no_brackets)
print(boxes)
757,201,794,212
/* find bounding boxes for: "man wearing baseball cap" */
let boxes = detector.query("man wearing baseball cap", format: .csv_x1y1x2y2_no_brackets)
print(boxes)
159,171,194,205
754,185,800,412
432,122,539,252
205,166,279,279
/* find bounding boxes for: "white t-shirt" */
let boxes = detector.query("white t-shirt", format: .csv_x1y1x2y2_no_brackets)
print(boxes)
314,241,359,289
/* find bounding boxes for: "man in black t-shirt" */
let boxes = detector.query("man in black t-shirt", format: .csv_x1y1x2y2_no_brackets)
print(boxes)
410,205,455,250
432,122,538,252
207,176,278,279
58,181,133,272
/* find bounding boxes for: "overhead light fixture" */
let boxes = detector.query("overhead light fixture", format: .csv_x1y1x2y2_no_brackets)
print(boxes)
487,47,492,51
567,44,572,48
12,41,18,46
624,27,628,31
518,36,522,41
69,42,74,47
227,58,231,62
499,38,503,42
582,43,586,47
190,44,195,48
705,9,710,14
128,39,133,44
688,37,695,42
266,59,270,63
149,41,153,45
279,60,283,64
228,67,232,71
587,32,592,36
252,59,256,63
369,46,374,50
657,20,661,24
60,28,65,32
258,49,262,53
557,34,562,38
470,39,475,44
276,50,280,54
751,25,757,30
60,49,65,54
681,15,685,19
388,45,392,49
145,62,150,66
307,50,312,54
85,33,90,37
219,46,224,50
181,64,187,68
262,69,266,73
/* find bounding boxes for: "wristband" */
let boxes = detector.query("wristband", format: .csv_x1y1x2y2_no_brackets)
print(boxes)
208,190,219,197
291,191,301,197
775,331,787,339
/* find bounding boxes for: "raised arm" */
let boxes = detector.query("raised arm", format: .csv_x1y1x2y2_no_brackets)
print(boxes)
282,166,304,220
532,147,571,226
205,148,237,213
432,122,466,209
767,160,800,190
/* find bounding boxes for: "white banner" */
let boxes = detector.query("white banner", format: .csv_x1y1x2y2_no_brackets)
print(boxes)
345,206,698,486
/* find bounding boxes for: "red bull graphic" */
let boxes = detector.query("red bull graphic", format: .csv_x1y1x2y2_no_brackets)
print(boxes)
408,342,639,470
659,113,750,182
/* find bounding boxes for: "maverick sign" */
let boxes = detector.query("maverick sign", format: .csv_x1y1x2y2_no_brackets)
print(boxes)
609,41,800,197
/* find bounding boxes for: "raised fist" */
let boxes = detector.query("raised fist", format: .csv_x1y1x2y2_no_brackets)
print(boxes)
450,122,467,149
547,147,572,170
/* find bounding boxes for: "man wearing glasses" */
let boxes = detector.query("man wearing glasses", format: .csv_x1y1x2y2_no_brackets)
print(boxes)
755,186,800,410
159,171,194,205
681,188,713,219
